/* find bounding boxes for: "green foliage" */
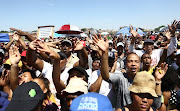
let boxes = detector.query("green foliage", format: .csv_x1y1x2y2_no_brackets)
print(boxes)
0,31,9,33
154,25,166,32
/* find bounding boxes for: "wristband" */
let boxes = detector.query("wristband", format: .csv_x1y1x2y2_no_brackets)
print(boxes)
156,81,162,85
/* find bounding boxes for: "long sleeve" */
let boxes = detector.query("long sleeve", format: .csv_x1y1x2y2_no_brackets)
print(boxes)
167,37,177,57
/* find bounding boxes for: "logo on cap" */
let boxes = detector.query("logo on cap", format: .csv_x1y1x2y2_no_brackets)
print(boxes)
29,89,36,97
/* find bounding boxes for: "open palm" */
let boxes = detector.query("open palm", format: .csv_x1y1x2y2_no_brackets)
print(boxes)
154,63,168,80
92,34,109,52
9,46,21,65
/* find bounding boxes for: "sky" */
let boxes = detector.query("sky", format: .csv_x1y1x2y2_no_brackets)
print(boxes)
0,0,180,31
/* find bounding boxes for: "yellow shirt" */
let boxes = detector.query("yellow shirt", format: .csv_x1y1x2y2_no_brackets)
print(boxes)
141,66,155,75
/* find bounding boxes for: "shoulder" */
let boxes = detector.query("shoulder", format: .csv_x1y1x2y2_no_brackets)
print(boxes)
71,54,80,60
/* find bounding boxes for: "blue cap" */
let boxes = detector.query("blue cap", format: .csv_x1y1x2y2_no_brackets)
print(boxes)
70,92,113,111
108,51,115,59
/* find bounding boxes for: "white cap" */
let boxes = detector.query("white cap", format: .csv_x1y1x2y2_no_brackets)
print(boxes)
176,49,180,55
0,49,4,55
108,40,113,44
117,42,124,47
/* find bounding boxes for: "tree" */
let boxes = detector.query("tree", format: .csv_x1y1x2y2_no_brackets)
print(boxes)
0,31,9,33
154,25,166,32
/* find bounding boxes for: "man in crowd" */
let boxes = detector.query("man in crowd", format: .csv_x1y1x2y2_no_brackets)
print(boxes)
92,35,167,109
129,21,178,67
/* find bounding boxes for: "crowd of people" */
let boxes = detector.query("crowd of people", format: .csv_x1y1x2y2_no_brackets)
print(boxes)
0,20,180,111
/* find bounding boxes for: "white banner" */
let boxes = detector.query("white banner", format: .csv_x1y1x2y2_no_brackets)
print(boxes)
37,26,54,39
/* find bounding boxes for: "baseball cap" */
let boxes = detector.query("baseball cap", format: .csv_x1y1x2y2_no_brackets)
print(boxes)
117,42,124,47
108,51,115,59
4,59,23,68
5,81,44,111
150,35,156,41
108,40,113,44
144,39,154,44
129,71,157,98
176,49,180,55
21,50,27,57
0,49,4,55
81,40,86,47
68,66,89,81
61,40,72,46
61,77,88,97
70,92,113,111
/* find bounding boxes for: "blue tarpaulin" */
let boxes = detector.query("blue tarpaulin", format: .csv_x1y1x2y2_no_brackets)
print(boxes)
0,33,10,42
116,26,145,36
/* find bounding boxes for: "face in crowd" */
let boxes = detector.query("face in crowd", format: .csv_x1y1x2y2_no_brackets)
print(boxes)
61,42,72,56
131,92,154,111
141,53,151,67
109,43,113,51
0,53,4,64
92,59,100,71
143,43,154,54
126,53,140,76
117,45,124,56
114,52,118,61
19,72,33,85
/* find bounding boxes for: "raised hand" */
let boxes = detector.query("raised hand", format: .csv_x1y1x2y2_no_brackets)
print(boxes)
73,38,84,51
9,46,21,65
29,39,40,51
12,34,20,41
168,20,179,36
162,29,171,40
129,25,138,38
10,28,27,36
154,62,168,81
92,34,109,53
37,41,60,60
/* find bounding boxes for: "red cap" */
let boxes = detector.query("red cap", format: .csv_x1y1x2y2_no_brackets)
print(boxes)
81,40,86,47
21,50,27,57
150,35,156,40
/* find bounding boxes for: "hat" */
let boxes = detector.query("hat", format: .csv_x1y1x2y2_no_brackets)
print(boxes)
21,50,27,57
68,66,89,81
4,59,23,68
176,49,180,55
5,81,44,111
61,40,72,46
144,39,154,44
61,78,88,97
81,40,86,47
150,35,156,41
129,71,157,97
0,49,4,55
108,51,115,59
108,40,113,44
117,42,124,47
70,92,113,111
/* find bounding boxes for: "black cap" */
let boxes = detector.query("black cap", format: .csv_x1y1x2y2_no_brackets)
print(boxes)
68,66,89,81
61,40,72,46
5,81,44,111
144,39,154,44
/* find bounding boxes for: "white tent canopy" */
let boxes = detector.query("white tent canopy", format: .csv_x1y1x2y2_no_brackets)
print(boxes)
101,32,109,35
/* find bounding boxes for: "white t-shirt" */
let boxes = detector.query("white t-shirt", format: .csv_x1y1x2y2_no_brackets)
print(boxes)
86,69,116,107
129,37,177,67
41,61,72,107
